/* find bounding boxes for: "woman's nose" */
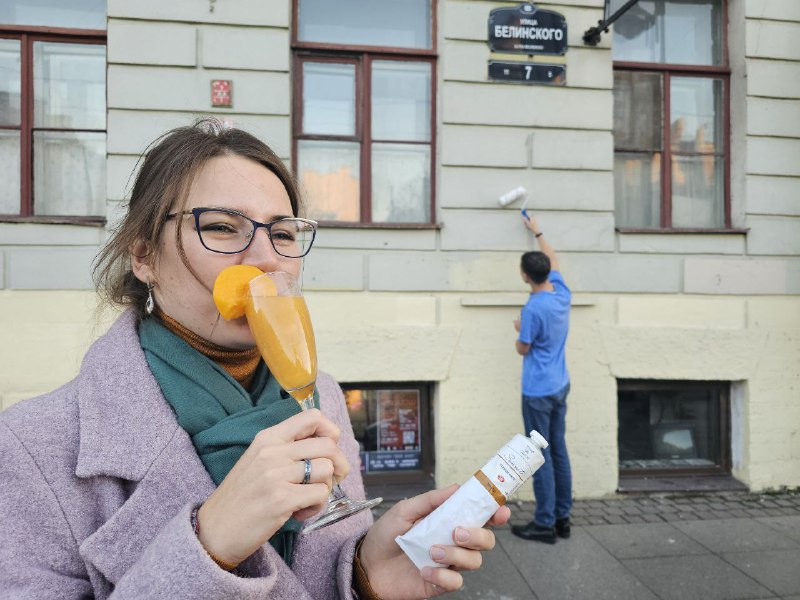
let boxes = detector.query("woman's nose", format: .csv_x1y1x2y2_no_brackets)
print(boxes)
243,227,281,271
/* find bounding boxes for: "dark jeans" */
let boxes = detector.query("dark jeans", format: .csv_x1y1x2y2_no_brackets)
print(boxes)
522,383,572,528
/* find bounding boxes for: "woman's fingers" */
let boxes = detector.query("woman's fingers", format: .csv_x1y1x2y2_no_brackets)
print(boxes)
290,437,350,480
420,566,464,595
486,505,512,526
249,411,350,478
425,524,498,576
255,408,341,445
289,481,331,510
393,484,460,523
292,504,327,523
429,544,483,571
293,457,335,486
452,526,496,551
243,410,350,483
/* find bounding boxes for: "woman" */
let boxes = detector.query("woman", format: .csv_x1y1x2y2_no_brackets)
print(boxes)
0,120,509,599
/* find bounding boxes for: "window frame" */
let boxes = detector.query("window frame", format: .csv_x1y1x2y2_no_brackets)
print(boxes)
613,0,734,232
291,1,438,228
340,381,435,487
617,379,731,478
0,23,106,225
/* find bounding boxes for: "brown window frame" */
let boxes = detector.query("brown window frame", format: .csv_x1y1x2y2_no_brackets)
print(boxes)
340,381,435,488
613,0,733,232
0,24,106,225
617,379,731,478
291,1,437,228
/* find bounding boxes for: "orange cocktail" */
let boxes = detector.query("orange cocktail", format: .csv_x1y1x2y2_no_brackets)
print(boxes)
245,275,317,405
235,269,382,532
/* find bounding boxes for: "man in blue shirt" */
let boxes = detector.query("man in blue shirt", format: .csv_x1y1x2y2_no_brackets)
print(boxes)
511,214,573,544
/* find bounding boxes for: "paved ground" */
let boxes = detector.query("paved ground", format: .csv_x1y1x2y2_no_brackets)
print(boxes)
378,490,800,599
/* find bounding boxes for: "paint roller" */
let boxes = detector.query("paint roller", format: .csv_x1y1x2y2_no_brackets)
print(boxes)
498,186,530,219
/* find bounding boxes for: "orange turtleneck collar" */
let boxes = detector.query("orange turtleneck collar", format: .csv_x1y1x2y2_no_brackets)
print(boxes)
154,309,261,390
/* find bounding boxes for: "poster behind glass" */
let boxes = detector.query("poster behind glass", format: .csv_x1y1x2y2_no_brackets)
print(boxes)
345,388,422,473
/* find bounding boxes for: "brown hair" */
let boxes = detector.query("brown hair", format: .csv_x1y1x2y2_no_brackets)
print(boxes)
520,251,551,284
93,118,302,319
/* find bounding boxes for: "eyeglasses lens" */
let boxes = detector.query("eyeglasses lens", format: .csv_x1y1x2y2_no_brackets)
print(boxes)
197,210,313,257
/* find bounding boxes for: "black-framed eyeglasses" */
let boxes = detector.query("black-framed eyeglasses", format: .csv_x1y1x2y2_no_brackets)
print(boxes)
166,207,317,258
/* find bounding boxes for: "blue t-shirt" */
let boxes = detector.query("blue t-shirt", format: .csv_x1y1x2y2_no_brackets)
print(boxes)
518,270,571,397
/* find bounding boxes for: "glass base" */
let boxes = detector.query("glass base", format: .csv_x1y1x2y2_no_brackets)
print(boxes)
302,496,383,533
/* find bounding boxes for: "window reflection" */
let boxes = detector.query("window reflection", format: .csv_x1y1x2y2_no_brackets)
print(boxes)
0,131,21,214
0,0,106,30
1,3,106,217
33,131,105,216
669,77,724,227
345,388,424,474
372,61,431,142
614,68,724,228
298,140,360,222
371,143,430,223
302,62,356,137
298,0,431,49
33,42,105,130
612,0,723,66
618,382,724,471
613,71,663,227
294,4,434,224
0,39,21,126
614,153,661,228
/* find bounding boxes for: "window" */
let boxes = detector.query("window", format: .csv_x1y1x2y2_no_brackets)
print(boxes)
0,1,106,220
342,382,434,487
612,0,729,230
618,380,730,475
293,0,435,225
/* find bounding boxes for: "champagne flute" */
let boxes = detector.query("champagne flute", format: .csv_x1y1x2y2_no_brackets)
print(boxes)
246,271,382,533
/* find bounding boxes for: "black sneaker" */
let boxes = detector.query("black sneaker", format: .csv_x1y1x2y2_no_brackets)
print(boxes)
510,521,556,544
555,517,571,539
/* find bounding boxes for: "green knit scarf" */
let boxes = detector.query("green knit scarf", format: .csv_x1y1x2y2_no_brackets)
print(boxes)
139,317,319,564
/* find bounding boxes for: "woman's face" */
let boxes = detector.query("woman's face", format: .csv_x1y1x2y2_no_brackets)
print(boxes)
134,154,302,349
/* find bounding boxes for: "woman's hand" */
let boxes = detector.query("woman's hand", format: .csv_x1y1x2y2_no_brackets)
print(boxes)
359,485,511,599
196,409,349,566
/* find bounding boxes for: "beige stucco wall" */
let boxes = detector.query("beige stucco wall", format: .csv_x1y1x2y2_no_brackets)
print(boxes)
0,291,117,409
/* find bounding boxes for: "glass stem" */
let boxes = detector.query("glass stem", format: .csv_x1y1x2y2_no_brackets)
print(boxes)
299,395,315,411
298,391,347,502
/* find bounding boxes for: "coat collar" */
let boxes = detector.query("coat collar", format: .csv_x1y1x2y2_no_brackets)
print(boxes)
75,309,181,481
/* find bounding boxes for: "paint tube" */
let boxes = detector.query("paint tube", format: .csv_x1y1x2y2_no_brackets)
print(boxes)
395,430,548,570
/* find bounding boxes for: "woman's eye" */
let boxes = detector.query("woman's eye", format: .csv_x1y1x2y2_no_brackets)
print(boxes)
271,230,296,243
201,223,239,234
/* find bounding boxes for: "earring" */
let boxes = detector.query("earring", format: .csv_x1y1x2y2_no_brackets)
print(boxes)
146,282,155,315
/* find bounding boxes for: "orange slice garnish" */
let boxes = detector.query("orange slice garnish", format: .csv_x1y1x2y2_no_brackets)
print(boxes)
213,265,268,320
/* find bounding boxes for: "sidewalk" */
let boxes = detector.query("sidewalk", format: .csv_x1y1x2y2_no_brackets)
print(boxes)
381,490,800,599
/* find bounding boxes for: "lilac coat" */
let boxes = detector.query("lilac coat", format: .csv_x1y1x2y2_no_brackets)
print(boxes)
0,310,372,599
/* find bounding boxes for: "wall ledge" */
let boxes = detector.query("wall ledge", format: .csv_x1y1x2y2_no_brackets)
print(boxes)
460,293,596,307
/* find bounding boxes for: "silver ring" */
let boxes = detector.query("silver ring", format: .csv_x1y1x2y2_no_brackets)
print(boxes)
302,458,312,485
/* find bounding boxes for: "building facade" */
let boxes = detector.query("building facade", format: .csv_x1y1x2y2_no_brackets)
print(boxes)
1,0,798,499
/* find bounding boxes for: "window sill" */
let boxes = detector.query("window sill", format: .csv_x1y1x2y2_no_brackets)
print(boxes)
616,227,748,235
617,474,747,493
0,215,106,227
317,221,442,230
